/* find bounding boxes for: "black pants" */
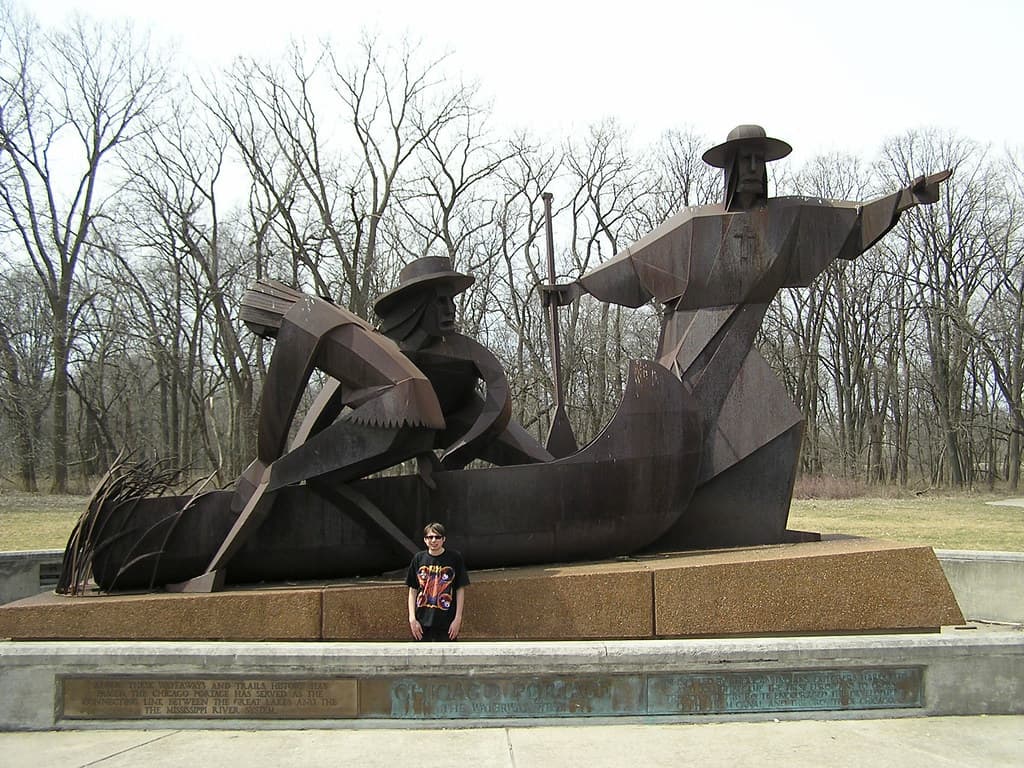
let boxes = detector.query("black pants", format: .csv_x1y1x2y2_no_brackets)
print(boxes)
420,622,453,642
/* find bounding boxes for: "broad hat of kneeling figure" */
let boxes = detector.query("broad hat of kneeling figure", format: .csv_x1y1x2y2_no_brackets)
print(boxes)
373,256,475,318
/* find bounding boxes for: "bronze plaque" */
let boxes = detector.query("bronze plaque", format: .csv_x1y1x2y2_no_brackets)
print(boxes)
359,675,645,718
359,668,923,718
647,667,924,714
60,677,358,719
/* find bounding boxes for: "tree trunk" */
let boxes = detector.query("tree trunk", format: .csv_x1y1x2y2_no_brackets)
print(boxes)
50,311,70,494
1009,414,1022,490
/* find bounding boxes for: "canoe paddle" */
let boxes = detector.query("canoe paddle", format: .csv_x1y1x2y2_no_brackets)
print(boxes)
542,192,578,458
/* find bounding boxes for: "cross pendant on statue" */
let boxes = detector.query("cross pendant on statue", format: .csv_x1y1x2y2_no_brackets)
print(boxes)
732,226,757,263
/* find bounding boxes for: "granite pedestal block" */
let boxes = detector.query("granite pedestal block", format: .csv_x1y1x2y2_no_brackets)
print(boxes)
0,538,963,641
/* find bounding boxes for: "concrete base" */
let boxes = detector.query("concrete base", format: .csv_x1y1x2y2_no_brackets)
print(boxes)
0,538,963,641
0,551,62,605
936,550,1024,624
1,631,1021,730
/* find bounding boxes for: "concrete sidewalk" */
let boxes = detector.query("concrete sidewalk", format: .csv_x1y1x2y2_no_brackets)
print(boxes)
2,716,1022,768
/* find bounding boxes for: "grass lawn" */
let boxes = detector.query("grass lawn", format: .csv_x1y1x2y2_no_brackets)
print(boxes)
0,492,87,551
789,494,1024,552
1,489,1022,553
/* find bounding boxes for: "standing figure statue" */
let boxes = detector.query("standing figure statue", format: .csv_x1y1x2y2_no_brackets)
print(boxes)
544,124,950,549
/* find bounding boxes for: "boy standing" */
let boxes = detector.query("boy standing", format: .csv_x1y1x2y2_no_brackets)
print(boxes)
406,523,470,641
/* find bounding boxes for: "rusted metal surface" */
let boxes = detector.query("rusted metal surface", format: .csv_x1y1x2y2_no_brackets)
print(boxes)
59,129,951,594
87,359,701,589
542,192,578,459
572,125,951,551
74,253,700,591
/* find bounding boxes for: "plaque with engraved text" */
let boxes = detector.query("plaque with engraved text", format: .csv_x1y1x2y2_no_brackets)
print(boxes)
60,677,358,719
59,667,924,721
647,667,923,715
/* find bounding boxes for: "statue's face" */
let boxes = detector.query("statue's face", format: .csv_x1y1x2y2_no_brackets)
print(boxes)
420,290,457,338
734,147,766,198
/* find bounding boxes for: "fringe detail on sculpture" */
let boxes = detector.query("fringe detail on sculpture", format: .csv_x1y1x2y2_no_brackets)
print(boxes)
346,378,447,430
56,452,215,596
239,279,305,339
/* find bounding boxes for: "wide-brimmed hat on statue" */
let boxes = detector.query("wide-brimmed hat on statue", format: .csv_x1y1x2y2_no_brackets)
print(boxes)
702,124,792,168
373,256,475,318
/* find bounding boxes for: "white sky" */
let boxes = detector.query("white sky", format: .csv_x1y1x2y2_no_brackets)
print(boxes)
29,0,1023,161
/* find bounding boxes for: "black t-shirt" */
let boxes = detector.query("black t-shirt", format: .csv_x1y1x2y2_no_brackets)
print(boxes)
405,548,470,628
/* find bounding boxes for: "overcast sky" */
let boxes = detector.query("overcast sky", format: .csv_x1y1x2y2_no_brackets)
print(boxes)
30,0,1023,162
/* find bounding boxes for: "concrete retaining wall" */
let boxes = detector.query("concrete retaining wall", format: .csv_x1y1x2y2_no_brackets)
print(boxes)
1,548,1021,731
0,550,62,606
936,550,1024,624
0,633,1021,730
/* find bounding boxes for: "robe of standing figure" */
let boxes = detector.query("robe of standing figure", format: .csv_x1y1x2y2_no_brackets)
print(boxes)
571,178,940,547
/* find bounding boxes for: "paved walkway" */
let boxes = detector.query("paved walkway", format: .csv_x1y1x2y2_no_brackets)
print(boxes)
986,498,1024,507
2,716,1022,767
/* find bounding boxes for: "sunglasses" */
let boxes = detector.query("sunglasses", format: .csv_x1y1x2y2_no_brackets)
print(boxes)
424,535,444,540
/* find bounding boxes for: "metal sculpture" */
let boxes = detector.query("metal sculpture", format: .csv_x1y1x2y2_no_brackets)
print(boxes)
73,357,700,590
169,258,557,591
62,255,702,593
57,125,949,594
542,192,578,459
543,125,950,549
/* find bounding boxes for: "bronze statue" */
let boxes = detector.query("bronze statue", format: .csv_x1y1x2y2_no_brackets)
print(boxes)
57,125,948,594
61,256,700,593
543,124,950,548
372,257,553,470
170,258,554,591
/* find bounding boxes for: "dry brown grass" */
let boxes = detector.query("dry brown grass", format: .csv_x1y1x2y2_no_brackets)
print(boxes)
0,490,86,551
1,488,1022,553
793,475,912,499
789,494,1024,552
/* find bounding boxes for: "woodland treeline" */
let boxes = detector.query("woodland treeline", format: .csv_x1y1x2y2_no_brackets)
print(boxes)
1,5,1022,494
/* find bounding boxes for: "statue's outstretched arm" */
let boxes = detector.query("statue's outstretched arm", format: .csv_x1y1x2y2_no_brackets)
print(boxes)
540,248,652,309
859,169,951,251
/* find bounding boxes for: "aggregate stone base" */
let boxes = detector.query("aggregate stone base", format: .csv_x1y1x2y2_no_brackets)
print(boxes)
0,587,323,641
650,539,964,636
0,537,963,641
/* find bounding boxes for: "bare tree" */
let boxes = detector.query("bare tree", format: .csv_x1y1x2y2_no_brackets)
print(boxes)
393,99,515,335
966,148,1024,488
65,276,135,475
204,46,339,300
647,126,718,222
0,266,51,489
489,136,565,441
564,119,658,438
105,95,261,478
879,129,992,487
0,5,165,490
202,36,486,318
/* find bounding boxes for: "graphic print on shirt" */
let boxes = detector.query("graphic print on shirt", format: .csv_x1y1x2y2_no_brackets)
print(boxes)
416,564,455,612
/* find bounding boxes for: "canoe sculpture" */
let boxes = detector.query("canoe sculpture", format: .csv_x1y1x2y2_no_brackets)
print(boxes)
65,358,701,592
